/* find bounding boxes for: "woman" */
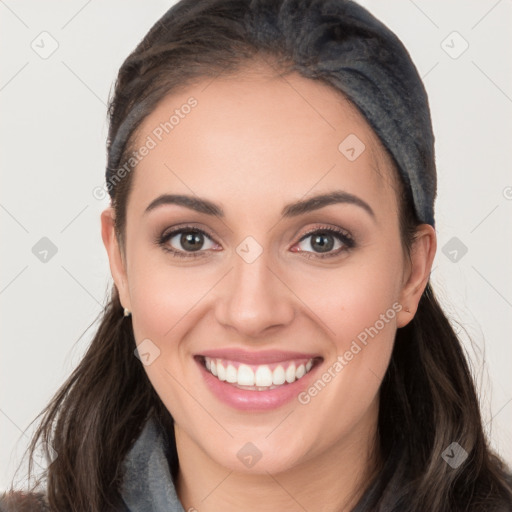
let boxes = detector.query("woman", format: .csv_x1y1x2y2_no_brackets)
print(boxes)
2,0,511,511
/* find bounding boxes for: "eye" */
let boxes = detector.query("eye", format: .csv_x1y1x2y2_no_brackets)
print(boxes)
156,225,219,258
292,226,355,259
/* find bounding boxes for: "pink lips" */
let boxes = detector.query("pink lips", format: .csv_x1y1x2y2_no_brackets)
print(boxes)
194,349,323,411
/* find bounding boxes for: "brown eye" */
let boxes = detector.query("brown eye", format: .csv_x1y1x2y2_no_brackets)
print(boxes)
157,227,218,258
294,227,355,259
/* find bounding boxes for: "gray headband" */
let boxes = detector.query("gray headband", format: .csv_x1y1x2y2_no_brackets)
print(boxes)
310,1,437,226
106,0,436,226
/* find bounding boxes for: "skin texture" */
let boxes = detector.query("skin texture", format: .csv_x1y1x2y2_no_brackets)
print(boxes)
101,63,436,511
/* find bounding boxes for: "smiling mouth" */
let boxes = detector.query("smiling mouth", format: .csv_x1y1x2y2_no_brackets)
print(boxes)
195,355,323,391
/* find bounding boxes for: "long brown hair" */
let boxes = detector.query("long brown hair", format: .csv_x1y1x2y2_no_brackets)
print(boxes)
4,1,512,510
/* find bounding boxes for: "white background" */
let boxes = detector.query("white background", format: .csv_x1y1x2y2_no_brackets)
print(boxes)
1,0,511,491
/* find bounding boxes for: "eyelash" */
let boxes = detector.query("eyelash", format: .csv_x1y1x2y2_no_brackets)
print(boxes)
155,224,355,260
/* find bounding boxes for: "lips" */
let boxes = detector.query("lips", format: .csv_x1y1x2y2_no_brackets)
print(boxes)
194,348,324,395
194,350,324,411
195,350,323,387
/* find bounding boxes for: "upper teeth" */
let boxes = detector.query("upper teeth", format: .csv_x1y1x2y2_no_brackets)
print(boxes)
204,356,315,387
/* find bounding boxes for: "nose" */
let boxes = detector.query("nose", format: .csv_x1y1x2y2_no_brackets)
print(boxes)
214,245,295,338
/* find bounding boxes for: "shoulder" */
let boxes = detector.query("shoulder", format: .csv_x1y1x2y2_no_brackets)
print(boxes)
0,491,50,512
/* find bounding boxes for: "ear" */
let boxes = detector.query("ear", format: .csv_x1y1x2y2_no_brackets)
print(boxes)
396,224,437,328
101,207,131,311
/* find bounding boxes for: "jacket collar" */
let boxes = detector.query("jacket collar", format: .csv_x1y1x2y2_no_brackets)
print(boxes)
120,417,185,512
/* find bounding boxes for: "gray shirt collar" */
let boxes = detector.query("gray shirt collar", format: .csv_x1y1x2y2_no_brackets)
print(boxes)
120,417,186,512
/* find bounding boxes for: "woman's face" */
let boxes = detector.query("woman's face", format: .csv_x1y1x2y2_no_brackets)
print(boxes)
102,64,435,477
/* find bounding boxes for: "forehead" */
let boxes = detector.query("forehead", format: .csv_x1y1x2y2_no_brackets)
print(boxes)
127,68,398,222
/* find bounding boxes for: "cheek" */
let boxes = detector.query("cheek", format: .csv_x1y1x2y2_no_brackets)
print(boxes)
126,256,202,417
125,249,216,388
126,244,198,339
294,249,403,345
290,248,402,413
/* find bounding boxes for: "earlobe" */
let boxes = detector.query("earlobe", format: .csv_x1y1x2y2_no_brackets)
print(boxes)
100,207,131,312
397,224,437,328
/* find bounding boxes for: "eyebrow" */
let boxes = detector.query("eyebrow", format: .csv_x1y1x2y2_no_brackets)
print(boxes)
144,190,375,220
